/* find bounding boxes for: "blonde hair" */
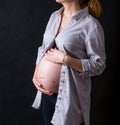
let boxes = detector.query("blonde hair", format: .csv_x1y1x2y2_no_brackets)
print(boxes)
80,0,102,17
88,0,102,17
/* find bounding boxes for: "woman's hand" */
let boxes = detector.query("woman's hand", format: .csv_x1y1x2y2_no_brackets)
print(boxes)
44,48,66,64
32,65,53,96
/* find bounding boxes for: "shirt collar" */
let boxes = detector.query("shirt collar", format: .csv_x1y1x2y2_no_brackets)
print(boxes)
56,7,89,21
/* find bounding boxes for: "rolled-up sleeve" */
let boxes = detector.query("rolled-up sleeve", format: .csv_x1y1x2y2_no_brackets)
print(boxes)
81,26,106,76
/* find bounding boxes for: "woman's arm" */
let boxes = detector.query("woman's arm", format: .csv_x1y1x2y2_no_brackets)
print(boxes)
44,48,83,72
45,24,106,76
63,54,83,72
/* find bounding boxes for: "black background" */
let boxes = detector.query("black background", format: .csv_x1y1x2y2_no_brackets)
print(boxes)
0,0,118,125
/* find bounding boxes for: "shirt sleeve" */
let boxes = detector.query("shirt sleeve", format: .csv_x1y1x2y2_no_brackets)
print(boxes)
81,25,106,76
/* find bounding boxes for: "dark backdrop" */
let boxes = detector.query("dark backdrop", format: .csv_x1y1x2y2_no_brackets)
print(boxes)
0,0,118,125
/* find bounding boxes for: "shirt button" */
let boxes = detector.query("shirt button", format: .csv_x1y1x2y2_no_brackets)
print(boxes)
58,97,61,100
56,105,59,108
62,71,65,74
59,89,62,92
61,80,65,83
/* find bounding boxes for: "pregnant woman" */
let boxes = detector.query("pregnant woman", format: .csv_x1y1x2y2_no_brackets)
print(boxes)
32,0,106,125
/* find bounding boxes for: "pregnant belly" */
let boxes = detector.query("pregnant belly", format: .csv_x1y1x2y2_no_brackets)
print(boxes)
36,56,62,93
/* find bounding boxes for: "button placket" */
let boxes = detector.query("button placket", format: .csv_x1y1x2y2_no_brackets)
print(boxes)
55,65,66,110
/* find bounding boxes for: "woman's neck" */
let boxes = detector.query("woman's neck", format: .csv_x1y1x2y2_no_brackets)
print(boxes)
62,2,81,17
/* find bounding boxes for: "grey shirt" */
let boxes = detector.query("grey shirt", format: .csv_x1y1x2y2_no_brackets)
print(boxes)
32,7,106,125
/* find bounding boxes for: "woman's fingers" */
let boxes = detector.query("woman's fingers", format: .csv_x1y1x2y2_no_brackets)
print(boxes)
33,77,53,96
37,84,53,96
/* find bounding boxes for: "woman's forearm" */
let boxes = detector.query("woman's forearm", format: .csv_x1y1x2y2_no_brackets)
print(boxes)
63,54,83,72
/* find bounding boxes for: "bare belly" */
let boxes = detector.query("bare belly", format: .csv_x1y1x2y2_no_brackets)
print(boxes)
36,56,62,93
